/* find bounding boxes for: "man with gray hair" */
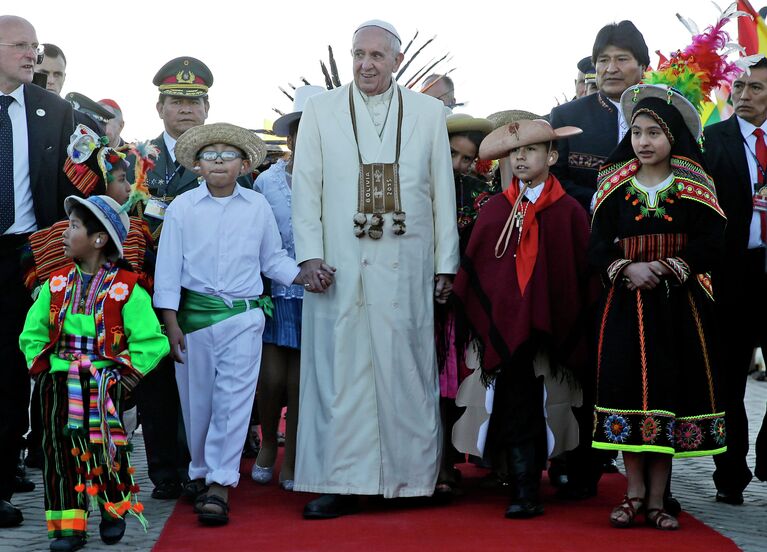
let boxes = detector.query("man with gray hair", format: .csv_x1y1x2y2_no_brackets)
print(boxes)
420,73,455,108
292,19,458,519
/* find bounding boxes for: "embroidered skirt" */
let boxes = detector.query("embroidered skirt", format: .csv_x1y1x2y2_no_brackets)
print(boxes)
592,253,725,457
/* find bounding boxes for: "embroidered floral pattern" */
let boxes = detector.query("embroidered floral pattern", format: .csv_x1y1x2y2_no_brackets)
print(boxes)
640,416,660,443
674,421,704,450
666,420,676,445
108,282,130,302
710,417,726,446
662,257,691,284
625,178,677,222
604,414,631,443
50,274,67,292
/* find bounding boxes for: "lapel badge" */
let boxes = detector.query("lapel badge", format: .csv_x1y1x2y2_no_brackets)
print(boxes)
36,108,46,117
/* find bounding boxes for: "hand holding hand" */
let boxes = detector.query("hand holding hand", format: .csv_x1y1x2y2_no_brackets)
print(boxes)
297,258,337,293
623,262,661,291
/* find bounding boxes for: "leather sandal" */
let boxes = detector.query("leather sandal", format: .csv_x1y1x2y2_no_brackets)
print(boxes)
609,495,644,528
646,508,679,530
198,494,229,526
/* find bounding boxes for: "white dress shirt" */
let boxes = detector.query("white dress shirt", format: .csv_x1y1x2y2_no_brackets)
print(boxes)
163,131,178,163
2,85,35,234
521,180,544,204
737,116,767,249
608,98,630,142
153,183,300,311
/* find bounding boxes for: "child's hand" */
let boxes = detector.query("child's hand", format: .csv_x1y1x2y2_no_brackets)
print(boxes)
166,324,186,364
623,262,661,291
297,259,337,293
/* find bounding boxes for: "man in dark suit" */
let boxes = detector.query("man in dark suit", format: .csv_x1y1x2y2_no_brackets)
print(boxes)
550,21,649,213
548,20,649,500
0,15,75,527
703,57,767,505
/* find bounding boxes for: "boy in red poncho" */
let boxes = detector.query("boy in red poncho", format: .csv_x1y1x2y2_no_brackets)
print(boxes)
453,119,594,518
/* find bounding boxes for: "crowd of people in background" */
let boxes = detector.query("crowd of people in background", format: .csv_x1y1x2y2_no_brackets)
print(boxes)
1,9,767,552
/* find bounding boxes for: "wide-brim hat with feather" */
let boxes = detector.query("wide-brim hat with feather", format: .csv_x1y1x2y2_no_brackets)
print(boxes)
446,114,494,135
175,123,267,170
486,110,541,130
64,195,130,258
623,3,761,141
479,119,582,161
273,85,325,137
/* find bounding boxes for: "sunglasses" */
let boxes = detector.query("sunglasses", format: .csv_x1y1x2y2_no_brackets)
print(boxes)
196,151,243,162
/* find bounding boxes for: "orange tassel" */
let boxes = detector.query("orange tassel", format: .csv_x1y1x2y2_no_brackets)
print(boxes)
86,485,99,496
127,466,136,475
71,447,81,457
632,199,639,205
74,483,85,493
132,502,144,514
92,466,104,477
80,451,92,462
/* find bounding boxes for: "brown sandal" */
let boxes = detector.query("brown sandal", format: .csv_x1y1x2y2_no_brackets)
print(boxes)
609,495,644,528
646,508,679,530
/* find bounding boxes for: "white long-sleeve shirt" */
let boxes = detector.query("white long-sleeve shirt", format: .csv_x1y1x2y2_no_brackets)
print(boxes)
153,183,300,311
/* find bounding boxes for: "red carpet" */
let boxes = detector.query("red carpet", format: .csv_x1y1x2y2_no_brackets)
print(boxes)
153,457,739,552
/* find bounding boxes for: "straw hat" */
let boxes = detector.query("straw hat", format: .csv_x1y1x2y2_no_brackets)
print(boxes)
620,84,701,141
479,119,582,161
64,195,130,258
175,123,267,170
446,114,494,135
273,85,326,137
485,110,541,130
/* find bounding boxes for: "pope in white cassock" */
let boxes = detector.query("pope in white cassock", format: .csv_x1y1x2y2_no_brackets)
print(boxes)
292,19,459,518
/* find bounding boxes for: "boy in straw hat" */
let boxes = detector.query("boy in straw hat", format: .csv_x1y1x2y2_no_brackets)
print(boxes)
19,195,169,552
153,123,334,525
453,119,595,518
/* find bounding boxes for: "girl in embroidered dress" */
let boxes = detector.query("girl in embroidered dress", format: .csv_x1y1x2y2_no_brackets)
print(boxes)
19,195,169,552
589,9,755,529
589,88,730,530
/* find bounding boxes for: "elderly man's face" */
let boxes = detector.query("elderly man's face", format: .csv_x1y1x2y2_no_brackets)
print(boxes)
423,78,455,107
352,27,404,96
595,45,644,101
156,96,209,139
0,17,37,93
35,54,65,95
102,105,124,146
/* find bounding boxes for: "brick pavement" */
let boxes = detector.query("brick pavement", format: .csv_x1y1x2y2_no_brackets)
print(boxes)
2,381,765,552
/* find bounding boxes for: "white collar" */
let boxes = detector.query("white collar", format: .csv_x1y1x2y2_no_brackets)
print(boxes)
737,115,767,139
163,131,178,162
520,181,545,204
191,182,252,204
1,84,25,107
356,81,395,105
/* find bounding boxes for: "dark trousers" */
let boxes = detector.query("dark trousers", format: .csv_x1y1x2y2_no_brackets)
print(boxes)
713,249,763,494
0,235,33,501
135,355,189,486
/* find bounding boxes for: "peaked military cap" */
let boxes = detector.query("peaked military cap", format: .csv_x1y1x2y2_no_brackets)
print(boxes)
153,56,213,97
65,92,115,124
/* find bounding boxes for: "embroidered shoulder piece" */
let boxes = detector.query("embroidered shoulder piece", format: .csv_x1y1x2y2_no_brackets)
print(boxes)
593,159,640,214
671,157,725,218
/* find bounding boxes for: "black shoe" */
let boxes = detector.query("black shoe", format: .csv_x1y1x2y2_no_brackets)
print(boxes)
99,516,126,544
555,481,597,500
0,500,23,527
602,458,620,474
303,494,360,519
151,480,181,500
13,475,35,493
24,448,44,470
664,495,682,516
505,499,544,518
49,536,86,552
715,490,744,505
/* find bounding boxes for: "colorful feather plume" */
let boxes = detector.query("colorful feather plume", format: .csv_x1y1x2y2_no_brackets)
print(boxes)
118,141,159,213
644,3,750,111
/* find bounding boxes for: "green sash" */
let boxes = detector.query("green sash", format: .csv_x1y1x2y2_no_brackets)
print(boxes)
177,289,273,334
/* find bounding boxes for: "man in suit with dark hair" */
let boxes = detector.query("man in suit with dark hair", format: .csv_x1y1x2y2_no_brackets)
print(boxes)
550,20,649,212
0,14,75,527
548,20,649,500
703,57,767,505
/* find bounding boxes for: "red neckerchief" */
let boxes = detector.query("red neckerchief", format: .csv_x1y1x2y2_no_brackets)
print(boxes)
501,174,565,294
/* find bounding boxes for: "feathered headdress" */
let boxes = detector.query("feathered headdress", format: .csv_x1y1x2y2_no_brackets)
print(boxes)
64,124,127,196
623,2,762,140
117,141,160,213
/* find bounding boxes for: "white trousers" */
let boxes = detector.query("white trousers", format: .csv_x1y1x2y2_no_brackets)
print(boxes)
175,308,265,487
